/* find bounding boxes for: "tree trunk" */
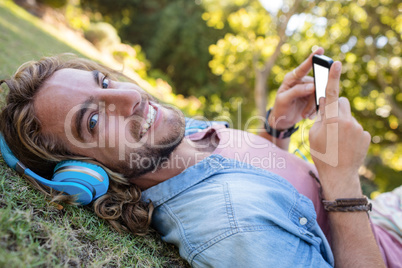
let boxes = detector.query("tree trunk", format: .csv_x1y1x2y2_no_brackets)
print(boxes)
253,0,304,120
255,69,268,118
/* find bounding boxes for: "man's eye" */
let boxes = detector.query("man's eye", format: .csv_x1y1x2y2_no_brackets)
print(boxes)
102,77,110,89
89,114,99,130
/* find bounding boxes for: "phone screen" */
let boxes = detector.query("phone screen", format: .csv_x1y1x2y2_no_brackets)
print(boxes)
313,63,330,105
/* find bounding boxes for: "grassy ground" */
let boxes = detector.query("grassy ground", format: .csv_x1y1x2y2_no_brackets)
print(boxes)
0,1,188,267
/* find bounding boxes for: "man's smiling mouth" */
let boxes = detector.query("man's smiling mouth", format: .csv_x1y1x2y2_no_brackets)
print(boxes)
140,103,156,138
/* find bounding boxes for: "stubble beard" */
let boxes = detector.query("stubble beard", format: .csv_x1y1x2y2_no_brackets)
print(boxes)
119,104,186,179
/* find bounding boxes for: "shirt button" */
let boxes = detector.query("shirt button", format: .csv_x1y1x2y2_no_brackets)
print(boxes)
299,217,308,225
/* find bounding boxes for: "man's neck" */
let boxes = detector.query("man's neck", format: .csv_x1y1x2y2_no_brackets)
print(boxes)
130,135,217,190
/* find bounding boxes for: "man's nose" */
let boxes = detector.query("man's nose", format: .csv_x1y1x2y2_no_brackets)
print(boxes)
100,89,142,117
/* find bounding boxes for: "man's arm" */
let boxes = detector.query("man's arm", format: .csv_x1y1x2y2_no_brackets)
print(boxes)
259,128,290,150
326,201,385,267
309,61,385,267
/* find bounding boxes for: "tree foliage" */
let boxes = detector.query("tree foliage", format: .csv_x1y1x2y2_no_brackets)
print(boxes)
206,0,401,191
321,0,402,191
207,0,312,117
80,0,227,98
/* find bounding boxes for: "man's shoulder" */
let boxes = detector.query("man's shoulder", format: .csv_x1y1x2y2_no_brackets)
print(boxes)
147,156,330,266
145,155,299,211
150,158,324,264
150,156,304,235
179,162,301,220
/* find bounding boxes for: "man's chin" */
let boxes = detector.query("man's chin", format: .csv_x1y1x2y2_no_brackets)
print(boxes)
119,112,185,180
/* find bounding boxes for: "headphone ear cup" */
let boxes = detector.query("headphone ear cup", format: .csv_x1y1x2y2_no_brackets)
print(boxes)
1,134,109,205
24,169,94,205
52,160,109,204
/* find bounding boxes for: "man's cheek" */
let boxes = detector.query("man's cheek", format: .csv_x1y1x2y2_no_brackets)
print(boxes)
117,116,146,161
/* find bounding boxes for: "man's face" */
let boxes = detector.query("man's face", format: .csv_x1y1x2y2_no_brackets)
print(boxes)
34,68,185,179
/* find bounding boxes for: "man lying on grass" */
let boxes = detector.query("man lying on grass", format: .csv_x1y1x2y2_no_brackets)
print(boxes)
0,48,400,267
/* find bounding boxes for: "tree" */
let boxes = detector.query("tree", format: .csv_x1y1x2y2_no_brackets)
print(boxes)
207,0,310,118
318,0,401,191
207,0,401,191
80,0,227,97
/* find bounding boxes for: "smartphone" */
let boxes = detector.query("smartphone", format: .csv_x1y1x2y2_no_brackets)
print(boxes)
313,54,334,111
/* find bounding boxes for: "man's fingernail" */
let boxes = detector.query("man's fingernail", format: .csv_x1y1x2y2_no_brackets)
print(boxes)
335,62,341,71
306,84,314,90
319,98,325,115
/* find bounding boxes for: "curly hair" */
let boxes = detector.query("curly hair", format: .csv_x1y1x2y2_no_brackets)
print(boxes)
0,54,153,235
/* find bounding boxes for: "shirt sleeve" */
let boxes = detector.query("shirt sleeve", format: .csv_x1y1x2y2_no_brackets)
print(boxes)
190,226,333,268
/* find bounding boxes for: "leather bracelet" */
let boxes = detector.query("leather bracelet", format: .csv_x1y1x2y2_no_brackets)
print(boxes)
322,196,372,212
264,109,299,139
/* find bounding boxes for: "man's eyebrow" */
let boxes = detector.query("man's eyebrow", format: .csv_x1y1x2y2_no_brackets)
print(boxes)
75,96,96,141
92,70,100,85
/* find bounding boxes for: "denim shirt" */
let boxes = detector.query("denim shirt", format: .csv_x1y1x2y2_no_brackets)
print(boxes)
141,119,334,267
184,117,229,136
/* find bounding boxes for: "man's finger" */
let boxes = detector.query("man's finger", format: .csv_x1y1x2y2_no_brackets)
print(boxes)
325,61,342,104
302,94,316,118
319,97,326,117
301,76,314,83
338,97,351,116
293,47,324,79
363,131,371,147
280,83,315,103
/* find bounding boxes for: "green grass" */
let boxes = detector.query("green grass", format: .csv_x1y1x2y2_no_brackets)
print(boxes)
0,1,85,77
0,1,187,267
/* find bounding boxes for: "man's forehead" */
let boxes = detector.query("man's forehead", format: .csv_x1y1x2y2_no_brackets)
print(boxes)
46,68,94,86
34,68,96,134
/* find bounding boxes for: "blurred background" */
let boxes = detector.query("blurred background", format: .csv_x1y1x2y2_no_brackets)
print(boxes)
1,0,401,195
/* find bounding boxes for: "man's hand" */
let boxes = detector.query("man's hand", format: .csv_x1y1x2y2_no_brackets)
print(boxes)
309,61,371,199
268,47,324,131
309,61,385,268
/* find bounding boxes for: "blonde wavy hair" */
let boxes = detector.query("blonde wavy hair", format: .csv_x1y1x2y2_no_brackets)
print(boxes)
0,54,153,235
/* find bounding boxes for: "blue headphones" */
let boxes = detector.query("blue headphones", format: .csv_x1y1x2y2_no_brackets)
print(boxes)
0,134,109,205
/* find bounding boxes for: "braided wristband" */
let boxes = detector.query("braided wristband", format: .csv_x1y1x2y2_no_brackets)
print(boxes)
264,109,299,139
322,196,372,212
